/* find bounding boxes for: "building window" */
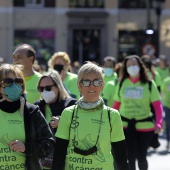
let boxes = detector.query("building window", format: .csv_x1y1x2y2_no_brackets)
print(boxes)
13,0,55,7
118,30,158,62
119,0,151,8
14,29,55,67
69,0,104,8
25,0,44,7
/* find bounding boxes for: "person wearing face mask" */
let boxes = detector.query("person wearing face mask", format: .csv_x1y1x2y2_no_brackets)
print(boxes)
102,56,117,107
113,55,163,170
0,64,55,170
34,70,77,170
48,52,80,99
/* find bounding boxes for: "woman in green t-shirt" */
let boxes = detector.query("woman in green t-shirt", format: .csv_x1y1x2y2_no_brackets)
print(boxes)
0,64,55,170
53,61,129,170
113,55,163,170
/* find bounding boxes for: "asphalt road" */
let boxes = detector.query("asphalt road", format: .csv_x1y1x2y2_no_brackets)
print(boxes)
137,134,170,170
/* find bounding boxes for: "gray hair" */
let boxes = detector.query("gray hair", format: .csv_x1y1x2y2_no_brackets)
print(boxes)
77,61,103,86
37,70,70,100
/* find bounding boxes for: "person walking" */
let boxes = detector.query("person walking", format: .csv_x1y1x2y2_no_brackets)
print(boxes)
113,55,163,170
12,44,42,103
161,74,170,150
34,70,77,169
48,51,80,99
52,61,129,170
0,64,55,170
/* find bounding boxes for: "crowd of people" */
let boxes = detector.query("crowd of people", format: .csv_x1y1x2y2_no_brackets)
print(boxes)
0,43,169,170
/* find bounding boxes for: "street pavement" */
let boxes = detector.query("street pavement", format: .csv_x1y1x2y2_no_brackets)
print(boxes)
137,134,170,170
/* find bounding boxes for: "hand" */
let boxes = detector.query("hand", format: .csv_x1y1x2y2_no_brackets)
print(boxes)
8,140,25,152
50,116,60,129
154,127,161,134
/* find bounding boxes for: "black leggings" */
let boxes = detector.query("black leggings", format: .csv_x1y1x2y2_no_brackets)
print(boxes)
124,129,154,170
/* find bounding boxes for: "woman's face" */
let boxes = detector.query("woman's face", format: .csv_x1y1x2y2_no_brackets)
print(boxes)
79,73,104,102
0,72,23,102
126,58,140,78
126,58,139,68
38,77,58,103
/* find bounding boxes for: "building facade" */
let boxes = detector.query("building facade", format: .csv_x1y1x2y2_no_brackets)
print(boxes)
1,0,170,65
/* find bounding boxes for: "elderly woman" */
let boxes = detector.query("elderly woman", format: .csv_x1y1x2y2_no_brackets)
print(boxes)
0,64,55,170
52,62,129,170
34,70,76,169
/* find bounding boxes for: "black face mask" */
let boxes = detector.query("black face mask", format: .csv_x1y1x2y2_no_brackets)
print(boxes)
54,64,64,74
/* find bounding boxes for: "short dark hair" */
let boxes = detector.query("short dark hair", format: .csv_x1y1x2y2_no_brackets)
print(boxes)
16,44,36,63
103,56,116,67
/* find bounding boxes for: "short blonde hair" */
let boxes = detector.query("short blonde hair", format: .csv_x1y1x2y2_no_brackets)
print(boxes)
0,64,26,93
77,61,103,86
37,70,70,100
48,52,71,68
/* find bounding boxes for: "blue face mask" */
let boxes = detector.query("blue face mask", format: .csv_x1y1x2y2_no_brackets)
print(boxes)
3,83,22,101
103,68,114,77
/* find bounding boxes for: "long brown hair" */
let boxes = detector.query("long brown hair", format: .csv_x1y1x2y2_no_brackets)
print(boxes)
119,55,150,84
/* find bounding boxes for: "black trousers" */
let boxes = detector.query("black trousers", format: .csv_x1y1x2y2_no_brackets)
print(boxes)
124,129,154,170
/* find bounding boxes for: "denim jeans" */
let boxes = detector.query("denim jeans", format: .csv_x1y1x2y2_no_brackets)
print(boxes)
163,106,170,142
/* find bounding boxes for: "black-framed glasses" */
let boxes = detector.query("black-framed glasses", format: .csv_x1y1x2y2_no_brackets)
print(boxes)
2,78,23,87
37,85,56,92
81,79,103,87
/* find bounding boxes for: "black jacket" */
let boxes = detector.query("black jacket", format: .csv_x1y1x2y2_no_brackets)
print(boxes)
34,97,77,118
24,102,55,170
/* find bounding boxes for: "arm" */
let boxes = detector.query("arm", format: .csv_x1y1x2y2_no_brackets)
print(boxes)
152,100,163,132
52,137,69,170
24,106,55,158
111,140,129,170
112,101,121,110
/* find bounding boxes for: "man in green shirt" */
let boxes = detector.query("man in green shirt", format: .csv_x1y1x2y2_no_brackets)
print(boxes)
102,56,117,106
12,44,41,103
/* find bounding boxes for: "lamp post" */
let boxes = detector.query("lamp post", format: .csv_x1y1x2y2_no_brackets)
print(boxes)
152,0,165,57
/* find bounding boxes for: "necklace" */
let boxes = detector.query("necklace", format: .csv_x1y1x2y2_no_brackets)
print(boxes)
72,105,103,156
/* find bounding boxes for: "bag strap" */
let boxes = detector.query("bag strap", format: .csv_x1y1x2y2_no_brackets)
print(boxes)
69,105,76,136
107,107,112,132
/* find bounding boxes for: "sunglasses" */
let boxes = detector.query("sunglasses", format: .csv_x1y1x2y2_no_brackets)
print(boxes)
2,78,23,87
81,79,103,87
37,85,56,92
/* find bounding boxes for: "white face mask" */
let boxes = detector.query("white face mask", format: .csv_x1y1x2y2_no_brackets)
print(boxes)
103,68,114,77
41,90,56,103
127,65,140,77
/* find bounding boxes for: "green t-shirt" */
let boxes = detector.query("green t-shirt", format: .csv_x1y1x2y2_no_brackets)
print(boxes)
64,72,80,99
24,71,41,103
102,81,116,107
156,66,169,81
0,110,26,169
103,72,117,84
161,77,170,109
56,105,125,170
114,79,161,130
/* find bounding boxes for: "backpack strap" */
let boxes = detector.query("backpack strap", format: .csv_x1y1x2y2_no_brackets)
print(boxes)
107,107,112,132
69,105,76,136
118,79,124,97
148,80,152,92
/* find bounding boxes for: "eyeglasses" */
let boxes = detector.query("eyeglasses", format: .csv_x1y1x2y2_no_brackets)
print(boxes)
81,79,103,87
37,85,56,92
2,78,23,87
